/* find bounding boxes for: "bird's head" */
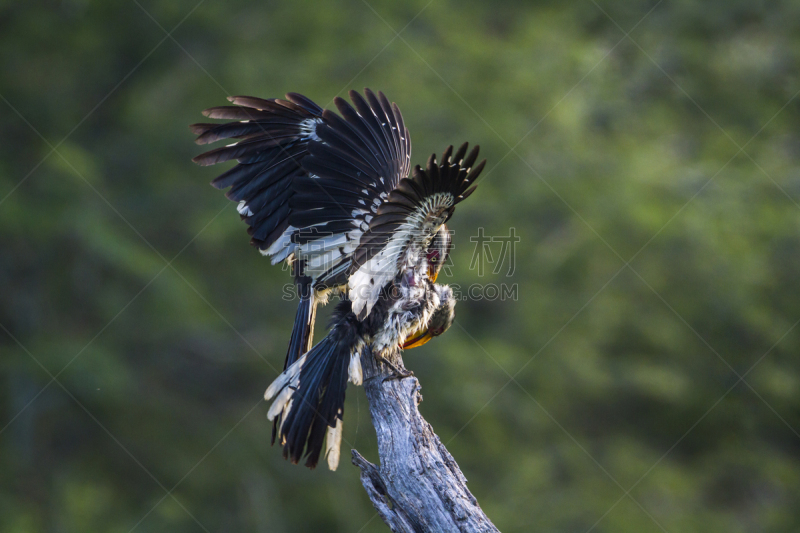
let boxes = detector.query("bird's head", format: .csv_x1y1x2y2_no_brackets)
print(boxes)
425,224,452,283
401,285,456,349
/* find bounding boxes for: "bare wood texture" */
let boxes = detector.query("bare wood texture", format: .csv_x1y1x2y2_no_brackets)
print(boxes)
351,349,500,532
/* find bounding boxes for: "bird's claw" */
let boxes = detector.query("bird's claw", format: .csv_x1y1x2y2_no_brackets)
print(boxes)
382,368,415,383
375,352,414,382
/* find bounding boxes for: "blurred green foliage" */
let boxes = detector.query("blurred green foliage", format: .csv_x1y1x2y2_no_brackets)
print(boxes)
2,0,800,531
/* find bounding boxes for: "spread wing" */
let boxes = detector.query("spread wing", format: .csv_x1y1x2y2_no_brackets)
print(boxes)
287,89,411,288
348,143,485,319
192,88,411,289
191,93,324,263
192,90,484,322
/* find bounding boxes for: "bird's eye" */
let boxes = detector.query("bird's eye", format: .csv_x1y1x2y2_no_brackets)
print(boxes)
427,250,440,263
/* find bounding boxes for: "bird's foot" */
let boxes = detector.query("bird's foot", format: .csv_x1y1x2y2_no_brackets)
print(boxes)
382,367,415,383
375,353,414,382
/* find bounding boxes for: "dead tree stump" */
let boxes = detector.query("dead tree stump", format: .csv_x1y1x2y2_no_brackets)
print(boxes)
352,349,499,532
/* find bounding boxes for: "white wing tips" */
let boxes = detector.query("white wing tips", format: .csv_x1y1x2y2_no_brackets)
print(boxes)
237,200,254,216
264,352,307,400
261,225,297,264
348,351,363,386
266,386,293,421
325,417,343,471
264,379,282,401
264,373,286,401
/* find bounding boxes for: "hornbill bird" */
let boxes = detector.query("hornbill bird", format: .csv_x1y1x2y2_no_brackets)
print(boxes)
191,88,484,469
266,280,456,470
191,89,480,370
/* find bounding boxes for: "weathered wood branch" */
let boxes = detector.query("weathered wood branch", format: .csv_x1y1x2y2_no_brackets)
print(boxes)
352,349,499,532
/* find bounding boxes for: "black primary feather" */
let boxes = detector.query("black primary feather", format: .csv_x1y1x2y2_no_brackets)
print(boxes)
191,94,323,251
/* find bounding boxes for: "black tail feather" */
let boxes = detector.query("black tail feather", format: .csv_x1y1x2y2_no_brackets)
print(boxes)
285,277,315,370
266,301,361,469
277,334,350,468
299,342,348,468
272,276,316,444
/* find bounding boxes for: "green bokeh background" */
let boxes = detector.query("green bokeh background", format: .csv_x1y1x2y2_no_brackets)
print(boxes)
3,1,800,531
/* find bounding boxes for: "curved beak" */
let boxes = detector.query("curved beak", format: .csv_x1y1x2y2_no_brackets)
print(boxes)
401,328,435,349
427,264,439,283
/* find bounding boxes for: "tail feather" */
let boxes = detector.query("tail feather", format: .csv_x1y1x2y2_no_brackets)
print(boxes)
302,344,349,468
285,278,316,370
325,419,343,471
265,331,354,469
272,278,317,444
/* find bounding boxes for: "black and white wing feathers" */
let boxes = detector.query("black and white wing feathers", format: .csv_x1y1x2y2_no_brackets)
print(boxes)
287,89,412,289
192,90,482,323
191,93,324,263
348,143,484,319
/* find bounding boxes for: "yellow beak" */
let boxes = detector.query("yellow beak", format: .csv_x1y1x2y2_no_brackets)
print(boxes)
428,265,439,283
401,329,435,349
